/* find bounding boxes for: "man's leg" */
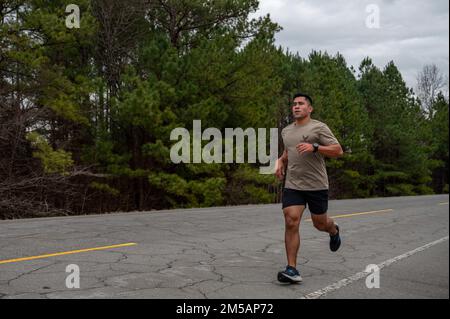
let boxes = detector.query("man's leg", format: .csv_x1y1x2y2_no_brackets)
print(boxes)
311,212,341,252
307,190,338,236
278,188,306,283
310,213,337,235
283,205,306,268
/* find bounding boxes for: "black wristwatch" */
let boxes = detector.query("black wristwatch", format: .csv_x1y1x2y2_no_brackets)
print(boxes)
313,143,320,153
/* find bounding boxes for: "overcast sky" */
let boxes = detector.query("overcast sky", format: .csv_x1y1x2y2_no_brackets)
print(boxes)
252,0,449,91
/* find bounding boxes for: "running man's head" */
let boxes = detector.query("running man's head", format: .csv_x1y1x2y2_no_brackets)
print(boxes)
292,93,313,120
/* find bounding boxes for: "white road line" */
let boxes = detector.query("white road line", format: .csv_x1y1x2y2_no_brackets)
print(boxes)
300,236,449,299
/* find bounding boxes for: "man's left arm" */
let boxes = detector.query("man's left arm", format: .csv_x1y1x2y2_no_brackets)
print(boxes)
296,124,344,158
296,143,343,158
316,144,343,158
318,124,343,158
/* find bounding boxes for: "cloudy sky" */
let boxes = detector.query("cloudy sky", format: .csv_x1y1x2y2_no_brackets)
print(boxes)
252,0,449,91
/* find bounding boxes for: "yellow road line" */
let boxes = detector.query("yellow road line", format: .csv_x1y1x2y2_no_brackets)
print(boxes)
305,209,394,222
438,202,449,205
0,243,137,265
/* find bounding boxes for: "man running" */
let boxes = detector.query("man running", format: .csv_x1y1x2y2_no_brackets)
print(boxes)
275,93,344,284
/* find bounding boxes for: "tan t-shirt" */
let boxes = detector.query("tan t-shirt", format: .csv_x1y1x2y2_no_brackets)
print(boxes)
281,119,340,191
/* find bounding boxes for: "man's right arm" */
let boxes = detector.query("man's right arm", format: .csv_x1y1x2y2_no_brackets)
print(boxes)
280,149,288,165
275,149,288,181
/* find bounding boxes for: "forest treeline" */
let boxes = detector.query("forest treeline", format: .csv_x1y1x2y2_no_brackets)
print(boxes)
1,0,448,219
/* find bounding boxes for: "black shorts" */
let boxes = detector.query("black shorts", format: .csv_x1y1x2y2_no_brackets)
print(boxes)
282,188,329,215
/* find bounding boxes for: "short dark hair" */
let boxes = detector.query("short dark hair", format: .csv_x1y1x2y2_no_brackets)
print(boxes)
293,93,313,106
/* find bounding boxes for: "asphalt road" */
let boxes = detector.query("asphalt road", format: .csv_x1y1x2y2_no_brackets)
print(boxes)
0,195,448,299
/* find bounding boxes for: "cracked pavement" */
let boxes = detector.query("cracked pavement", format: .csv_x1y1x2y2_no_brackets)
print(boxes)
0,195,448,299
